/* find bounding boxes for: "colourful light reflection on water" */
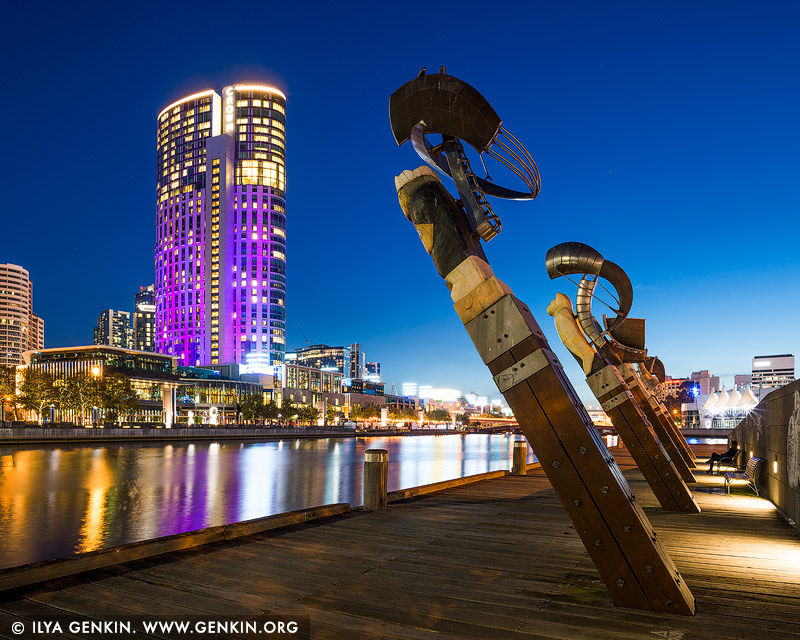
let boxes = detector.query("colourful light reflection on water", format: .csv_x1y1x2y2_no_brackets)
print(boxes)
0,434,534,569
686,437,728,445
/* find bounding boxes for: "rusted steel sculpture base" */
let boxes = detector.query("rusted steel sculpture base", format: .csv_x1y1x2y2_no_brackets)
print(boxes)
396,169,695,615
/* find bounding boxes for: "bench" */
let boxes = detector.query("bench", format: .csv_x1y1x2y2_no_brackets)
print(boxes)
714,449,743,474
724,457,763,496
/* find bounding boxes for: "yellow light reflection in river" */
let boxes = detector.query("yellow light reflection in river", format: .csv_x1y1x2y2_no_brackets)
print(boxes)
239,444,278,521
205,442,222,524
323,440,342,506
76,450,111,553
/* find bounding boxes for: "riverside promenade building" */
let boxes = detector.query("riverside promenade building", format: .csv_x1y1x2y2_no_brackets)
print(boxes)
0,263,44,365
156,85,287,372
23,345,262,425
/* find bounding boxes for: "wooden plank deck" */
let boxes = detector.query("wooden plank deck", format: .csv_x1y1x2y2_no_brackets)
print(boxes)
1,444,799,639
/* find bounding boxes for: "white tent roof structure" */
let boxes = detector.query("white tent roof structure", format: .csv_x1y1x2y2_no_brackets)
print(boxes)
715,390,730,411
702,393,720,410
725,389,742,408
740,386,759,407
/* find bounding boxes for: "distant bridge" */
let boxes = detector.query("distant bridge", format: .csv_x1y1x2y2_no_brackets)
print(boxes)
468,416,614,436
468,417,521,433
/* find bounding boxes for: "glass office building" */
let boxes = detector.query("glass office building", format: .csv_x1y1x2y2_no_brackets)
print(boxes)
155,85,287,372
93,309,133,349
134,285,156,352
293,344,351,373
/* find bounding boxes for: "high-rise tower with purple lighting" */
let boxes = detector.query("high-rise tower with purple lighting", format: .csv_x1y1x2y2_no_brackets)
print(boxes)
155,85,287,371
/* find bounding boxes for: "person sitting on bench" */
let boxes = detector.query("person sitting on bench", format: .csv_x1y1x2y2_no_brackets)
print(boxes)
708,439,738,473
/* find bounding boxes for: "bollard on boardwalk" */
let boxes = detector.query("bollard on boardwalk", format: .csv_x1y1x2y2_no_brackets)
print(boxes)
363,449,388,511
511,440,528,475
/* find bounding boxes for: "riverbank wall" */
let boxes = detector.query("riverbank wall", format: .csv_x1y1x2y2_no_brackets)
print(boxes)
0,426,460,444
732,378,800,525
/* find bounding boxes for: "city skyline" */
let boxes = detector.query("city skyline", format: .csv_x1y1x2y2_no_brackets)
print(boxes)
3,2,799,402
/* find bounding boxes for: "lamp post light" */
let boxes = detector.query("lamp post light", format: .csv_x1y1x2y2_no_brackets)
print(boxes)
221,383,226,426
90,365,101,428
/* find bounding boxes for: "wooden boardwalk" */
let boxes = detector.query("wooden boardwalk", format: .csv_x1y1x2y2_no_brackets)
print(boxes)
1,444,799,639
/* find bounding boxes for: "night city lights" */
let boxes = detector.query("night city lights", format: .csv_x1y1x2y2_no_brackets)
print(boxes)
1,3,800,639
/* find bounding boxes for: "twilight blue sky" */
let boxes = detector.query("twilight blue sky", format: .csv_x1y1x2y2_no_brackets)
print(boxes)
1,2,798,403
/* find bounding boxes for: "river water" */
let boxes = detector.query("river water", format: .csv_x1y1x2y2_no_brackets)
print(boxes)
0,433,535,569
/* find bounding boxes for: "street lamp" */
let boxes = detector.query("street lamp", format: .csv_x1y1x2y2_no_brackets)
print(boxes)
91,366,100,427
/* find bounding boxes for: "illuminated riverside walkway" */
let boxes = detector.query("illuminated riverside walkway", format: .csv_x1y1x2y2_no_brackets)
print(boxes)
1,444,798,639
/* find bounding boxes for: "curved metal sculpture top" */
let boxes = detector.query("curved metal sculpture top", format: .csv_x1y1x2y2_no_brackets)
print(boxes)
545,241,646,365
644,356,666,383
390,68,540,242
390,70,502,153
637,356,666,394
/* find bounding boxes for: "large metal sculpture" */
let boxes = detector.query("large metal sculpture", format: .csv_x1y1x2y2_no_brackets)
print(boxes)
543,243,698,471
391,69,695,615
545,242,699,509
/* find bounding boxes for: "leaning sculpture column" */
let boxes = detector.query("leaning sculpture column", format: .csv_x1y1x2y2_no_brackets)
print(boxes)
395,166,695,614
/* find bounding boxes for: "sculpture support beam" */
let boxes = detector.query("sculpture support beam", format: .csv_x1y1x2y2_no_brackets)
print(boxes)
618,364,698,475
586,365,700,512
636,364,699,463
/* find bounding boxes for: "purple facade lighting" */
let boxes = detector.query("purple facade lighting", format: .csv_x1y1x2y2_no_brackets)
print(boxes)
155,85,286,370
